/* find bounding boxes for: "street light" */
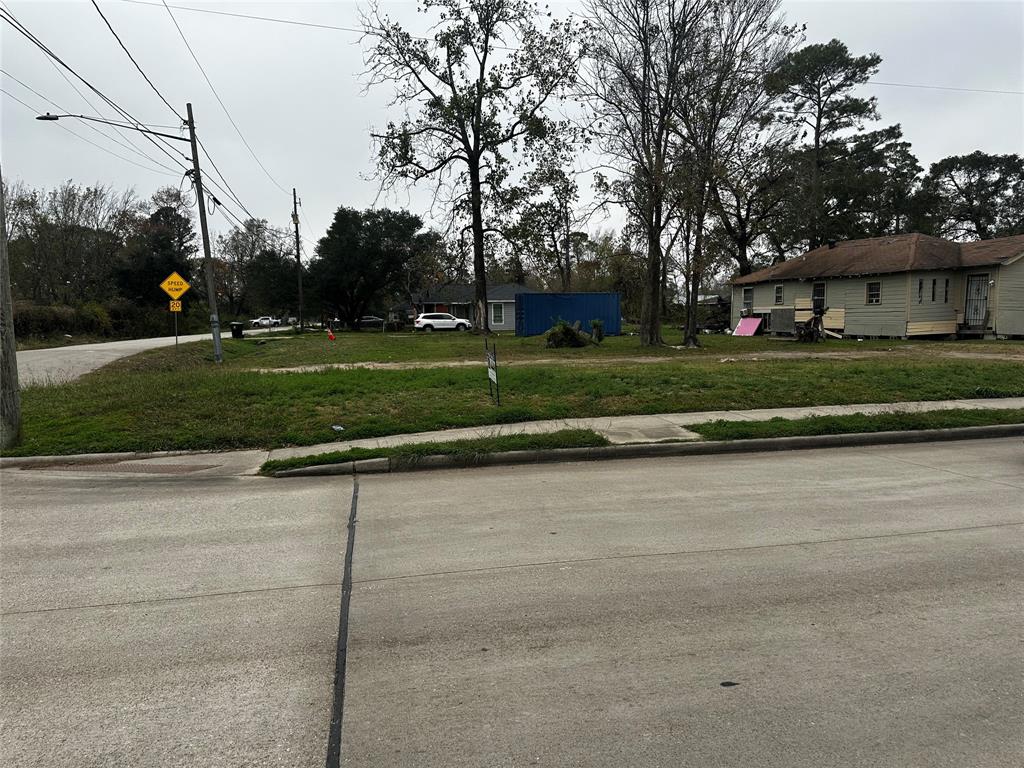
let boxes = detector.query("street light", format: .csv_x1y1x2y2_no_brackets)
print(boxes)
35,105,224,363
36,112,189,143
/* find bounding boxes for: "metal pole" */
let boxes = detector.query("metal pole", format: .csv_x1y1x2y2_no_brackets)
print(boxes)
174,311,178,348
292,188,304,331
186,102,223,363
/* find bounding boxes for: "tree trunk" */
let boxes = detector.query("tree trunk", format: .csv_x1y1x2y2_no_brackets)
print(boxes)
0,162,22,449
736,238,752,276
469,161,489,333
639,212,663,347
683,194,707,349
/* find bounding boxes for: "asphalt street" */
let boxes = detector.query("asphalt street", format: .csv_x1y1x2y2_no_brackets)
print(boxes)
15,328,273,385
2,438,1023,766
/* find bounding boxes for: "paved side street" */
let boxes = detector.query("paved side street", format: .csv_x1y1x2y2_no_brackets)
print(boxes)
2,437,1022,766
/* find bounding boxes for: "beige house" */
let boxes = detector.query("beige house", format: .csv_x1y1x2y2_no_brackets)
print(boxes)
730,233,1024,338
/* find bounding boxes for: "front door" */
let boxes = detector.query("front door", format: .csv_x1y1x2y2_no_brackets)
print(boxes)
964,275,989,328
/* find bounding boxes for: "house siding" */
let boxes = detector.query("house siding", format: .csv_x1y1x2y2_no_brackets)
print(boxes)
995,259,1024,335
488,300,516,332
732,275,909,337
906,271,957,335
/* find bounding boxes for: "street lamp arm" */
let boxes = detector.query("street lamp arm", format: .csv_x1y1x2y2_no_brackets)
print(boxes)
35,112,188,142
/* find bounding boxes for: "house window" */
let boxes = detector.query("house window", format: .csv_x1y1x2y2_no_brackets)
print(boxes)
866,281,881,305
918,279,923,303
742,287,753,314
944,278,949,303
931,279,937,302
774,284,784,304
491,302,504,326
812,282,826,311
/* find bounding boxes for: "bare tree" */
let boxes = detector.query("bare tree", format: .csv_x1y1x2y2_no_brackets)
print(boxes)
362,0,586,331
674,0,793,346
583,0,709,346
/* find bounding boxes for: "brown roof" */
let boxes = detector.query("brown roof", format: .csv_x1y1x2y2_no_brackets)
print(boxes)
732,233,1024,285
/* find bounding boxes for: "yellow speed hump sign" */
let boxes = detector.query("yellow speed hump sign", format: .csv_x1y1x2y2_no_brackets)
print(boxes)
169,300,183,313
160,271,191,300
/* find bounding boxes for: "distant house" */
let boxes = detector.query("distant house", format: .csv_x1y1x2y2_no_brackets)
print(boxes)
729,233,1024,338
413,283,527,331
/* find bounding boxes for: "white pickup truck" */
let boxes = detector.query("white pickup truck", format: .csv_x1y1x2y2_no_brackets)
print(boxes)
250,316,282,328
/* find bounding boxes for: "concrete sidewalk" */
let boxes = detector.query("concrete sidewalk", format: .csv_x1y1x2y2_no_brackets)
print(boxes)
267,396,1024,461
3,397,1021,476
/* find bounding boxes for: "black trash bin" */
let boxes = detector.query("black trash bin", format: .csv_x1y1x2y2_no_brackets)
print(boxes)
230,322,244,339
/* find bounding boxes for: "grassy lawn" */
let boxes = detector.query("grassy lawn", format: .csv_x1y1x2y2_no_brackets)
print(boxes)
690,408,1024,441
260,429,609,475
103,328,1023,372
6,346,1023,456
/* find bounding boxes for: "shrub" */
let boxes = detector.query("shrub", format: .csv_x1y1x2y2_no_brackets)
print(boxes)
78,302,113,336
546,319,589,348
590,318,605,343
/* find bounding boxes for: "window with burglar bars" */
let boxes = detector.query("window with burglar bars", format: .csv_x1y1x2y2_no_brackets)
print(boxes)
774,284,784,304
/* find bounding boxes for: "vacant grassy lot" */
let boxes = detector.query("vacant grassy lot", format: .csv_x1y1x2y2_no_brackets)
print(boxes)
691,408,1024,441
6,344,1023,455
106,328,1023,372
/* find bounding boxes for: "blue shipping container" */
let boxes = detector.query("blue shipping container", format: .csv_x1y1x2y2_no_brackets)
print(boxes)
514,292,622,337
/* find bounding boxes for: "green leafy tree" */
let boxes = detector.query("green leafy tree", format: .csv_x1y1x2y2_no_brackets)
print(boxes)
308,207,426,328
918,151,1024,240
362,0,587,332
767,38,883,249
116,205,196,307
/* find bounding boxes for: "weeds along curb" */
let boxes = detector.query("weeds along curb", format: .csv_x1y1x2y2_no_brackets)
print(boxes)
270,422,1024,477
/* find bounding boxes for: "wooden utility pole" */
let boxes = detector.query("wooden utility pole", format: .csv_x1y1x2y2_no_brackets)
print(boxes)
186,102,224,363
0,161,22,448
292,188,304,330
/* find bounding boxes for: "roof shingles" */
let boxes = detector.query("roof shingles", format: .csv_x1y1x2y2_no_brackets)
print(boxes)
732,233,1024,285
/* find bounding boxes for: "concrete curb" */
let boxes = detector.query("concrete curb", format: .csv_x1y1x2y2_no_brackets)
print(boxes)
269,423,1024,477
0,449,225,469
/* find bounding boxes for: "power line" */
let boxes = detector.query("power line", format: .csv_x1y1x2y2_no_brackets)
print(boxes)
119,0,520,51
0,8,193,173
196,136,258,220
160,0,290,195
120,0,361,34
866,80,1023,96
89,0,184,120
0,67,185,174
1,87,178,176
119,0,1022,95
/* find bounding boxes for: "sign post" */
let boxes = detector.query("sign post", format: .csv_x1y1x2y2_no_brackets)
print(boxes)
160,272,191,350
485,337,500,406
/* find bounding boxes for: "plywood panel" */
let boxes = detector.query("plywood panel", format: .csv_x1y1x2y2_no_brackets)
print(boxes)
823,308,845,329
907,320,956,336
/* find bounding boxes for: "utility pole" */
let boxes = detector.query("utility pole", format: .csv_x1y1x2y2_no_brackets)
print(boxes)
292,188,304,330
186,102,224,363
0,161,22,448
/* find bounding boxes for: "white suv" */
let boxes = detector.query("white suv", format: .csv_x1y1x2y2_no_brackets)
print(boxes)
414,312,470,332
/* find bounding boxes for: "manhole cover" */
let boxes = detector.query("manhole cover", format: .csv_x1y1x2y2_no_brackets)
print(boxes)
25,463,220,475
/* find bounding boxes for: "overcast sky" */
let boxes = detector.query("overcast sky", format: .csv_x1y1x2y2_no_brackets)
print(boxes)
2,0,1022,250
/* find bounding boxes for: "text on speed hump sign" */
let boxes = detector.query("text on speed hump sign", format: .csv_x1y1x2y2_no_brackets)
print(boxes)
160,271,191,300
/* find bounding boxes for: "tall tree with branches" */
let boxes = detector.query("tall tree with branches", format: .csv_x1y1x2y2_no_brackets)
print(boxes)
362,0,586,331
674,0,794,347
583,0,709,346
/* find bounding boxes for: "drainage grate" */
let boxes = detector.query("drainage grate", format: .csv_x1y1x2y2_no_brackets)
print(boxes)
24,463,220,475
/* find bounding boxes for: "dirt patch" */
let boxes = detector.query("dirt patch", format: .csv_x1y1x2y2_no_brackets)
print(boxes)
250,344,1023,374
